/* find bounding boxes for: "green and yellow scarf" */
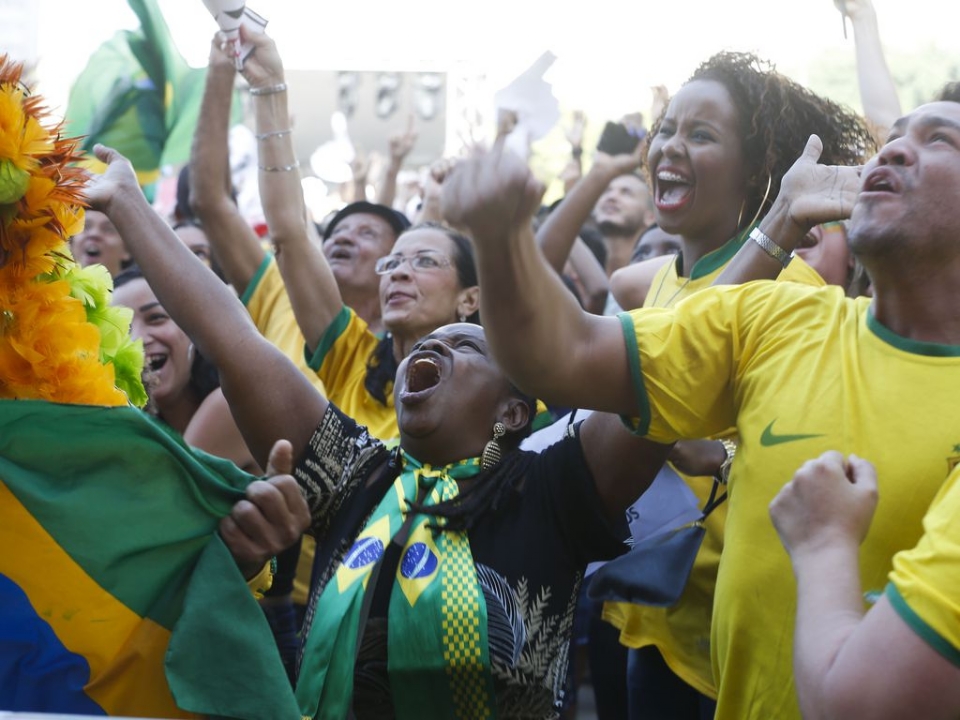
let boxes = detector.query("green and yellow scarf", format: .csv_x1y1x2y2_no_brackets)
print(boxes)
297,451,497,719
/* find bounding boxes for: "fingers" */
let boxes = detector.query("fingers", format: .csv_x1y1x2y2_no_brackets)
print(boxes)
847,454,879,492
221,478,309,566
266,438,294,477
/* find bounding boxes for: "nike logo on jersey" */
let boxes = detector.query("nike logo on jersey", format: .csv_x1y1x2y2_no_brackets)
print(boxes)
760,420,825,447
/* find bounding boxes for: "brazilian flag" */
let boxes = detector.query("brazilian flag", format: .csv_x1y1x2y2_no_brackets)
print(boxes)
63,0,238,193
0,399,299,719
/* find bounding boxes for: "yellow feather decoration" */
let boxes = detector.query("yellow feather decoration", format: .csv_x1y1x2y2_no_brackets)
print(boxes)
0,55,145,407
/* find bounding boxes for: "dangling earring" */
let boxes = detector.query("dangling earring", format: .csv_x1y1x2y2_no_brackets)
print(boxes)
187,342,196,366
736,200,745,229
459,314,466,323
481,422,506,470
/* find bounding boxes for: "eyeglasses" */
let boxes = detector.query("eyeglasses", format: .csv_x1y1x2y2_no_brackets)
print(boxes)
374,250,451,275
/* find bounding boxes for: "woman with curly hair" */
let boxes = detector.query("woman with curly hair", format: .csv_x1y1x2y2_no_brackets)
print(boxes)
593,51,876,720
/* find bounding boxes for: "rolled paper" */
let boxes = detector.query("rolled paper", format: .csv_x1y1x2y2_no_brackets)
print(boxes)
202,0,246,68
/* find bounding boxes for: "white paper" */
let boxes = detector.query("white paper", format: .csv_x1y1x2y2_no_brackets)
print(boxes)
201,1,268,68
493,51,560,158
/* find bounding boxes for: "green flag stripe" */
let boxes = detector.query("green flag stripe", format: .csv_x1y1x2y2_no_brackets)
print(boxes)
0,399,252,628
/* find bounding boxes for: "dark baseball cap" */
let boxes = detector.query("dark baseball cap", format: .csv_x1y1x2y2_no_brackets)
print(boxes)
322,201,411,240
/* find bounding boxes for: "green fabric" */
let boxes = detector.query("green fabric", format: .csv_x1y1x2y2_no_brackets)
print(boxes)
64,0,242,189
0,398,299,719
297,451,496,719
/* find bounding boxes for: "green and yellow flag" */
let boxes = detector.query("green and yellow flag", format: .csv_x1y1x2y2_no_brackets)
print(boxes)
0,399,299,719
63,0,236,191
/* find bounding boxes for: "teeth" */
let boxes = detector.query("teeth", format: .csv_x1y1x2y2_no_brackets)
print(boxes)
146,354,167,371
413,357,439,371
657,170,687,183
407,356,441,393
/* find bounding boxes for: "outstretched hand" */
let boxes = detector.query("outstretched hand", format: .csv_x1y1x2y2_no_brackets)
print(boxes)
776,135,862,232
220,439,311,580
441,131,544,243
769,451,878,561
82,144,142,213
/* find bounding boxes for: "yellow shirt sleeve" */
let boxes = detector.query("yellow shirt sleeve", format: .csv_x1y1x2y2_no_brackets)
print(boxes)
618,280,791,442
887,464,960,666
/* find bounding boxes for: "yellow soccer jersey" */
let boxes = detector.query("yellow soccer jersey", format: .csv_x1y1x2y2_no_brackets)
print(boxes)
241,254,326,397
306,306,398,443
619,280,960,720
887,461,960,666
604,239,823,697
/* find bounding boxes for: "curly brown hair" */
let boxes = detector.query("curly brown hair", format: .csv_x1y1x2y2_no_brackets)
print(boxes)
646,51,876,231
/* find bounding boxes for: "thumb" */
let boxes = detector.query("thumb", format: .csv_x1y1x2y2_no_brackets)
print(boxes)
92,143,120,164
266,439,294,477
802,134,824,163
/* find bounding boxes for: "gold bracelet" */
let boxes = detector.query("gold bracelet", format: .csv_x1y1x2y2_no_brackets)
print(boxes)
249,82,287,96
255,129,293,140
258,161,300,172
717,438,737,484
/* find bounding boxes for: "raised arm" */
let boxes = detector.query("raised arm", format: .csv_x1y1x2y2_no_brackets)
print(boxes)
714,135,861,286
239,28,344,352
836,0,902,135
87,145,326,469
442,138,633,414
189,35,266,297
378,115,417,208
536,145,644,273
770,453,960,720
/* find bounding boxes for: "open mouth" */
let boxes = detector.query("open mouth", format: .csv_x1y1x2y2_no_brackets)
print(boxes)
406,356,441,393
863,170,897,194
146,353,168,372
655,170,693,209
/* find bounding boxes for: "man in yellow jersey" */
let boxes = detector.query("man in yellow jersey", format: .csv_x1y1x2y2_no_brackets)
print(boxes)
770,452,960,720
441,99,960,720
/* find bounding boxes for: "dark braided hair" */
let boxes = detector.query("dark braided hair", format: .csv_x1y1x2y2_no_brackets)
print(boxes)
363,222,480,404
645,51,876,232
406,386,539,533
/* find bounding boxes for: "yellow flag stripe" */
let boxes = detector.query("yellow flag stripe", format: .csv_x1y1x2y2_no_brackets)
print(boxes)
0,480,196,718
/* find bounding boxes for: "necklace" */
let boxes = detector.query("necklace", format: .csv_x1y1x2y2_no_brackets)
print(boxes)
648,253,693,309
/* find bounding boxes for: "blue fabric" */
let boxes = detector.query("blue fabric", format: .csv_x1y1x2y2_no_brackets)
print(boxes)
0,573,106,715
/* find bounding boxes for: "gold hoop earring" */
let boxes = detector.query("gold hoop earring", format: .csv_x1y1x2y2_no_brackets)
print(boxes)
459,314,466,323
744,174,773,232
481,422,506,470
736,200,746,229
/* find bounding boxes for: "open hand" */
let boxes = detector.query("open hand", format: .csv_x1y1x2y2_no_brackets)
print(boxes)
777,135,862,231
